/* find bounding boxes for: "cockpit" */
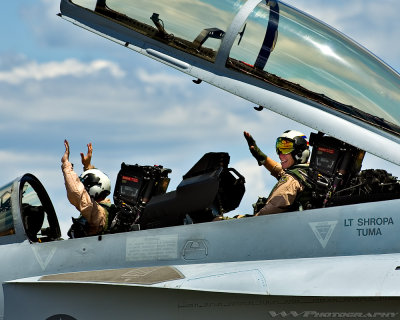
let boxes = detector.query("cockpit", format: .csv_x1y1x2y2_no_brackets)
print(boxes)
0,152,246,242
1,136,400,242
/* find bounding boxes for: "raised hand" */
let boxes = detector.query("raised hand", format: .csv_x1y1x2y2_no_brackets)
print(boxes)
243,131,267,166
62,140,70,163
81,143,94,171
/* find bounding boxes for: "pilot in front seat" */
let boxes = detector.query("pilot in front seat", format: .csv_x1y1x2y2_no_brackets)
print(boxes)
61,140,113,237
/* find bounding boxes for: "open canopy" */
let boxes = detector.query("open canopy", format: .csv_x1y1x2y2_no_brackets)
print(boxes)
60,0,400,162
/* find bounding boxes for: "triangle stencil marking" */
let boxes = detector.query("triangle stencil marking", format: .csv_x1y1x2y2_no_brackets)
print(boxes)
309,221,338,248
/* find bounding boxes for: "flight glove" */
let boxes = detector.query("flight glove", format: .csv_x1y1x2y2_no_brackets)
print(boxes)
244,132,267,166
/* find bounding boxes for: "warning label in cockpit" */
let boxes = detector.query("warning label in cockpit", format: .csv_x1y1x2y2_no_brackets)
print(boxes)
126,234,178,261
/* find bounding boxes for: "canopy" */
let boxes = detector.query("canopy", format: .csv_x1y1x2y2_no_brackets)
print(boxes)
60,0,400,163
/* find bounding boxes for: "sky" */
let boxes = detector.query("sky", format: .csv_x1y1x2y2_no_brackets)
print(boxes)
1,0,400,238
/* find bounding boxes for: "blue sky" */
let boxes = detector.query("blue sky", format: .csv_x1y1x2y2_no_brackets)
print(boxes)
1,0,400,237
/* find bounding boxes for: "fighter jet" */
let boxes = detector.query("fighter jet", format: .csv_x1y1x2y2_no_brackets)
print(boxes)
1,0,400,319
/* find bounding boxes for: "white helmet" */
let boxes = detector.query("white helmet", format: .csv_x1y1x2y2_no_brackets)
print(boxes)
80,169,111,200
276,130,310,164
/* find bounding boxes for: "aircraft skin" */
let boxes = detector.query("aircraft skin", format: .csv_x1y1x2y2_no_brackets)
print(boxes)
3,190,400,319
4,255,400,319
1,0,400,319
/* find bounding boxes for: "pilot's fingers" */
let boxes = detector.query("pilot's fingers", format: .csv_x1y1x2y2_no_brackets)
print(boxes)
62,140,70,162
243,131,255,147
81,143,92,162
64,140,70,152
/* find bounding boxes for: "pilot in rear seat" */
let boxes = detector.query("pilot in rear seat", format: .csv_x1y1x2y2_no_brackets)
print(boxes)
61,140,113,237
244,130,310,215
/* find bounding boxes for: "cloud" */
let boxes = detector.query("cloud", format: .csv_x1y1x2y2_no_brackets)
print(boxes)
0,59,125,85
136,68,187,87
231,158,274,215
0,150,54,166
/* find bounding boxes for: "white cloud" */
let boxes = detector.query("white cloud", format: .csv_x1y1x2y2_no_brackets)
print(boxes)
136,68,188,87
231,158,273,216
0,150,54,166
0,59,125,85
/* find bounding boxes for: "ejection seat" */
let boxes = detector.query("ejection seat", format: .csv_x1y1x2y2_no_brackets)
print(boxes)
139,152,245,229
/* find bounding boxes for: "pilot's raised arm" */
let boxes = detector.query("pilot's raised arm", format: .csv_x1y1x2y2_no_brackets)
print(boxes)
244,130,310,216
61,140,111,237
244,131,281,177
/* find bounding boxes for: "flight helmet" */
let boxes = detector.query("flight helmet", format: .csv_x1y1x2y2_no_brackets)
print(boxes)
276,130,310,164
80,169,111,201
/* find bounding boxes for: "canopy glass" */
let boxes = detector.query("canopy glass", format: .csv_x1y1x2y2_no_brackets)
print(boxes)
68,0,400,136
72,0,246,62
228,1,400,135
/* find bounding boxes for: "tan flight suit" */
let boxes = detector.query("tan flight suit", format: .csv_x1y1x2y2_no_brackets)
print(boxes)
62,160,107,235
256,163,304,216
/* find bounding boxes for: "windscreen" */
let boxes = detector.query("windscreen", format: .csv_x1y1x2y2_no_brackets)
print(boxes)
19,175,61,242
228,1,400,135
0,182,14,237
71,0,246,62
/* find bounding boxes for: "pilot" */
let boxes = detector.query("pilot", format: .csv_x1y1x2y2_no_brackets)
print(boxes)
244,130,310,215
61,140,112,237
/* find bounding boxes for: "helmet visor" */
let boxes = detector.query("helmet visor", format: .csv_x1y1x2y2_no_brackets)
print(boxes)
276,137,294,155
